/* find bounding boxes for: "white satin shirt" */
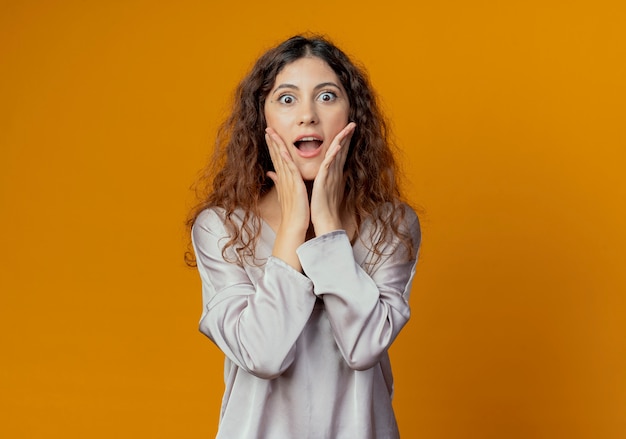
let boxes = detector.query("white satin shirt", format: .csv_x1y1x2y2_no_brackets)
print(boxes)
192,204,421,439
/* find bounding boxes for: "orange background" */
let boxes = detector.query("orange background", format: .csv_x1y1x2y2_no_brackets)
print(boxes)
1,1,625,438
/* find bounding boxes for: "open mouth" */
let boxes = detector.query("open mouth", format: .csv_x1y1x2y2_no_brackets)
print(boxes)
294,137,323,153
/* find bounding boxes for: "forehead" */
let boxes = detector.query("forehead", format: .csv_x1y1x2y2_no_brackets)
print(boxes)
273,56,342,87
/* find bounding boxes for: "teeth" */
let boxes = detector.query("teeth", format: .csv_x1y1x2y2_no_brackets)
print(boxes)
299,137,319,141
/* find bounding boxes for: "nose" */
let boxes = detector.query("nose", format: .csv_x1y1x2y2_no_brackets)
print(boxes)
298,101,318,125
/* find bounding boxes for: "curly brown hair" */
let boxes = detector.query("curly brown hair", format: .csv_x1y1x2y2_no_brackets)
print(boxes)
186,34,414,266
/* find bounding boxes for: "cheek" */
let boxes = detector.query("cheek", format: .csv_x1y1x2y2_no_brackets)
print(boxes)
263,102,281,128
332,107,350,127
263,106,272,127
337,104,350,123
264,108,290,130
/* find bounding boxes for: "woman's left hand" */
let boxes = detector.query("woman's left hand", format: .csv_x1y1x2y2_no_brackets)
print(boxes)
310,122,356,236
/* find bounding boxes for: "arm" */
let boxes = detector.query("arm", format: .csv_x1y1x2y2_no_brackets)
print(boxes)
296,205,421,370
192,209,317,379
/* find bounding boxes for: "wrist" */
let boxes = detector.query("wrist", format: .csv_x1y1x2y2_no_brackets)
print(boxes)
312,216,342,236
277,221,308,240
272,228,305,272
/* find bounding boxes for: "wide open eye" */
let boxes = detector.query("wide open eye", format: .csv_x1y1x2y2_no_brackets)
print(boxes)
278,94,295,104
318,91,337,102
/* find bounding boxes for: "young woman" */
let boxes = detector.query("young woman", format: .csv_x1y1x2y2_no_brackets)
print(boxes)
188,35,421,439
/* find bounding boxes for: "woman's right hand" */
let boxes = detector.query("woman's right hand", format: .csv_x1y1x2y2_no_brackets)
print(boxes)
265,128,309,270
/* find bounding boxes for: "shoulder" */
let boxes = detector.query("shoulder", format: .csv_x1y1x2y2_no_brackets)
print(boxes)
192,207,246,240
372,202,421,256
192,207,258,259
400,203,420,236
193,207,250,230
193,207,227,234
373,202,420,232
395,202,419,223
395,203,420,249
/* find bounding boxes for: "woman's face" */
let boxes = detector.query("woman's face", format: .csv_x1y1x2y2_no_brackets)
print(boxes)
264,56,350,181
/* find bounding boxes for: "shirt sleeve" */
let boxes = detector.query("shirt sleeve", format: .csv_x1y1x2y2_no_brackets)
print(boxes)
296,204,421,371
192,209,317,379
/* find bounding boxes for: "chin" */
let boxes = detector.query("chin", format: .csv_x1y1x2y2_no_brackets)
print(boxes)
298,165,321,181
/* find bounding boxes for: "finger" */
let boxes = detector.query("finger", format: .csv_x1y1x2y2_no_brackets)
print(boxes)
266,129,291,160
269,135,305,184
266,129,298,175
325,122,356,160
337,122,356,153
265,131,288,178
265,131,282,163
321,124,356,175
265,129,306,203
335,122,356,166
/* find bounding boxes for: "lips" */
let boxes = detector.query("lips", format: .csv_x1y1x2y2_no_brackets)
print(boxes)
294,135,323,158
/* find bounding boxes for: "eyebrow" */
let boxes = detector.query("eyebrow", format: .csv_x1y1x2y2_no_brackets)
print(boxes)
273,82,342,93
